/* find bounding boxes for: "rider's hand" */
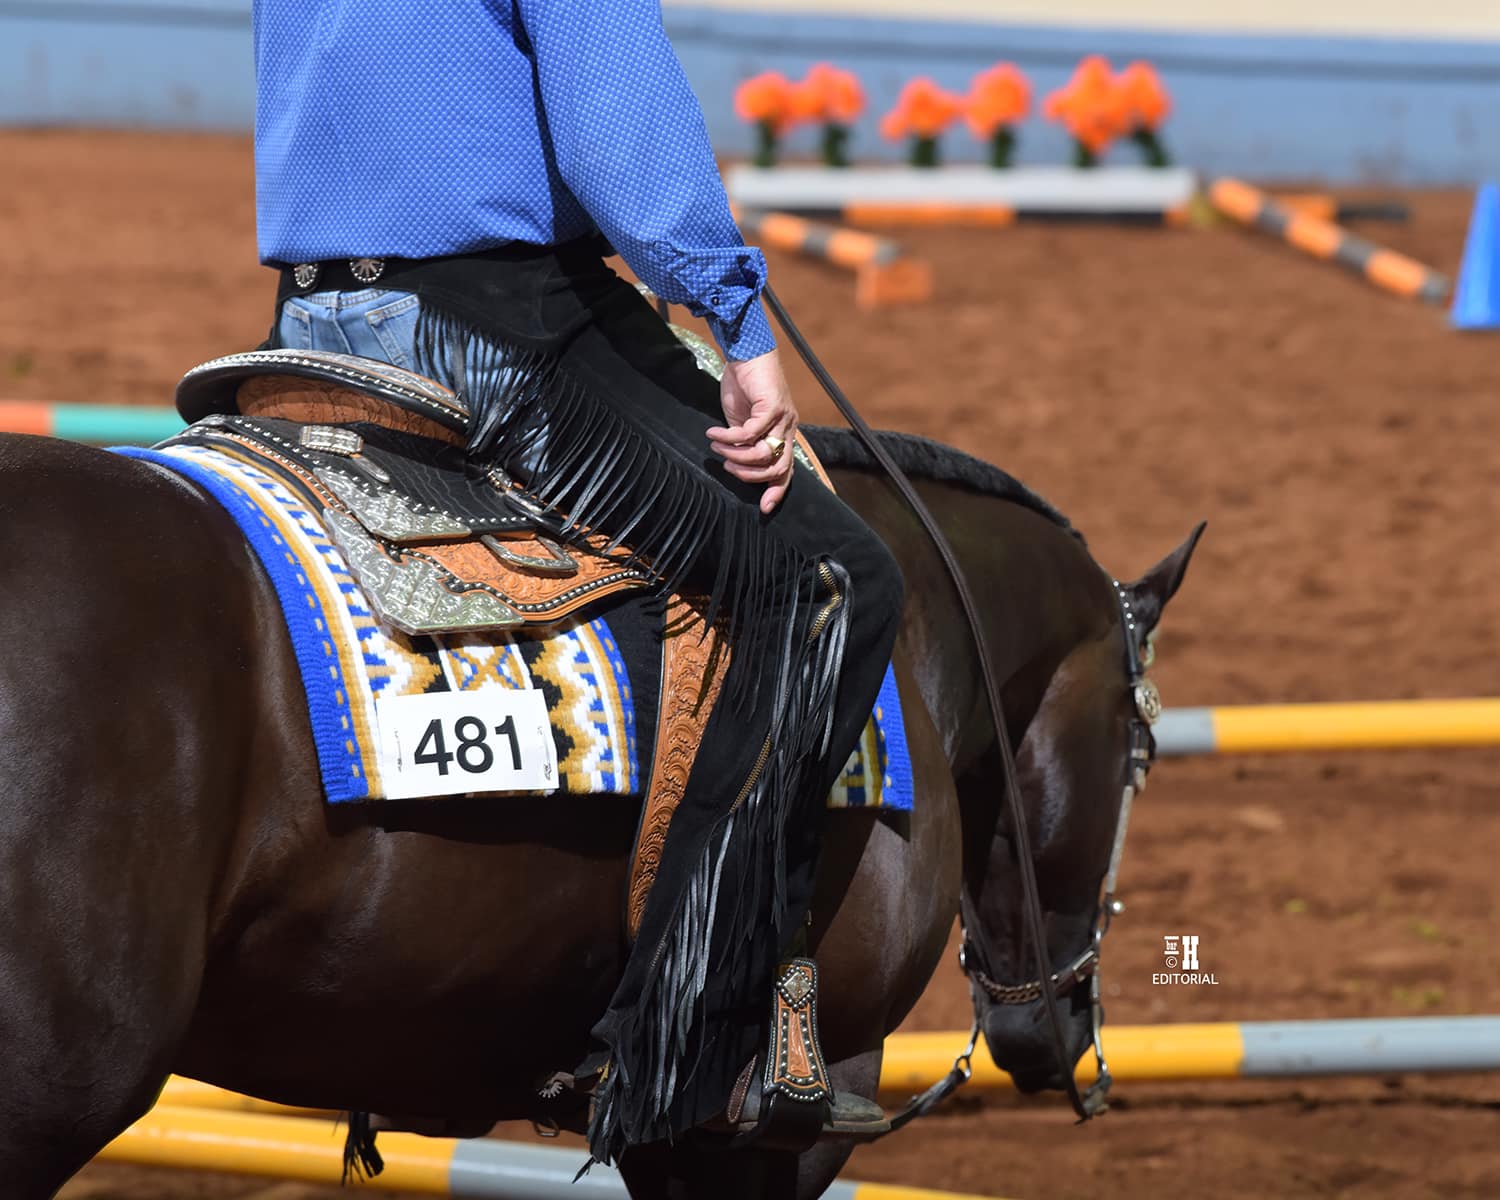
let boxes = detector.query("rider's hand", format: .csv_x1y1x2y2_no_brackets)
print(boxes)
706,349,798,515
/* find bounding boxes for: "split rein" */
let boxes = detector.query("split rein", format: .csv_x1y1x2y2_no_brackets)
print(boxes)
762,285,1140,1131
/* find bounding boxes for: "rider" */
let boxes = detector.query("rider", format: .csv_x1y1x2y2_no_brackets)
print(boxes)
252,0,903,1162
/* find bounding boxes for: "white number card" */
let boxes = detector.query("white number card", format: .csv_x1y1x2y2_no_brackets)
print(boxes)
375,689,558,800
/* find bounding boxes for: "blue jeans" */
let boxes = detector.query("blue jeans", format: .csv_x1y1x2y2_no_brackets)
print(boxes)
277,289,422,366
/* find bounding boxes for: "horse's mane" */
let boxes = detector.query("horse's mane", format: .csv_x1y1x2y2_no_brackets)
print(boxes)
801,426,1080,540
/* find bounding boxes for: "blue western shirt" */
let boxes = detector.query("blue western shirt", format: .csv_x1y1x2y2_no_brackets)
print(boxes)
252,0,775,360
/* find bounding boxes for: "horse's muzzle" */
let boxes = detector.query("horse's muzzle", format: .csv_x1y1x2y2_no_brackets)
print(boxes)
979,996,1093,1094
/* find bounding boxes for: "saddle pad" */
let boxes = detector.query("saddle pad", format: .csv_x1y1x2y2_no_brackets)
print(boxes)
114,443,912,809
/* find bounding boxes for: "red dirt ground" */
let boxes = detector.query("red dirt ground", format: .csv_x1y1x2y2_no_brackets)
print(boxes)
5,131,1498,1200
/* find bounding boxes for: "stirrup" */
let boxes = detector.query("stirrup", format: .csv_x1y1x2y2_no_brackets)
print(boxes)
725,958,890,1151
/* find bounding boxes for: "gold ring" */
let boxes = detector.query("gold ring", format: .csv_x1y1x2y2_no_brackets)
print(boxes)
764,435,786,461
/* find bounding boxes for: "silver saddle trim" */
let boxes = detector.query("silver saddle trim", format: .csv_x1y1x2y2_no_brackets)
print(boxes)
318,468,473,543
325,509,523,636
300,425,364,456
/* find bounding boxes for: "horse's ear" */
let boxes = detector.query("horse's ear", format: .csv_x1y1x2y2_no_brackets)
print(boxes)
1121,521,1206,635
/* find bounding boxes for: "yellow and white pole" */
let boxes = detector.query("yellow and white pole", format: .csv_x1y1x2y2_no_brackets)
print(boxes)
879,1017,1500,1091
1154,698,1500,756
101,1103,1019,1200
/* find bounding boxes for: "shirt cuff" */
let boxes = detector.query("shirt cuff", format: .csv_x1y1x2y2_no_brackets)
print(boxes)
708,298,777,362
650,239,778,361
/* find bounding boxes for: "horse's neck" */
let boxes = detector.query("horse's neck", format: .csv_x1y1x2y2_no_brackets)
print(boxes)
842,471,1108,778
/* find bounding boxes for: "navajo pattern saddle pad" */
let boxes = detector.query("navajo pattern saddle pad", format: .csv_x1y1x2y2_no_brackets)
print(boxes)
117,441,912,809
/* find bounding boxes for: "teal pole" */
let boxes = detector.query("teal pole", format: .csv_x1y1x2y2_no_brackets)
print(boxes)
50,404,185,444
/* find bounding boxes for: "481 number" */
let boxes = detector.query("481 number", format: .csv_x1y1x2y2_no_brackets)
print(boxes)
413,715,522,776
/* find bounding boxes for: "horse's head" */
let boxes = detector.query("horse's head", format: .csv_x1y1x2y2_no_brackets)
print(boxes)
958,522,1205,1104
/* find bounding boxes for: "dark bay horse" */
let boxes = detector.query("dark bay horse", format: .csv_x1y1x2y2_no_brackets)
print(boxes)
0,426,1198,1199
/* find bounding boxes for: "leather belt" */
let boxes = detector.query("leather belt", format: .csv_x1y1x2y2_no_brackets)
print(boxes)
272,234,617,299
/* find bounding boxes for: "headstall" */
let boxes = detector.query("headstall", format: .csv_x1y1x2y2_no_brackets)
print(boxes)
951,577,1159,1119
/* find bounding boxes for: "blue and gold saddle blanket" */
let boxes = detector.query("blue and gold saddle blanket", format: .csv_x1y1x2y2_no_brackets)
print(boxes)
117,442,913,809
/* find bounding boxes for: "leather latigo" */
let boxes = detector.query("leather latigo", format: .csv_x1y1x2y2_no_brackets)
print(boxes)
766,959,832,1102
626,599,731,941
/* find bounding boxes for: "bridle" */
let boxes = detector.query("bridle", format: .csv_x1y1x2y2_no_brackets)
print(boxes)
761,285,1161,1133
951,577,1160,1120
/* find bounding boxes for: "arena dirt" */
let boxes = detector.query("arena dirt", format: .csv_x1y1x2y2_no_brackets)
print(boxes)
6,131,1497,1200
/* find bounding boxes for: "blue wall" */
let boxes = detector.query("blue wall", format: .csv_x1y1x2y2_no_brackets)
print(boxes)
1,2,251,128
4,1,1500,182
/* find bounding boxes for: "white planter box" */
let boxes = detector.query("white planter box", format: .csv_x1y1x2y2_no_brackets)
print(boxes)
726,164,1199,215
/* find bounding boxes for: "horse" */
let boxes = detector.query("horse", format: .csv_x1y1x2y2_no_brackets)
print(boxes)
0,422,1198,1199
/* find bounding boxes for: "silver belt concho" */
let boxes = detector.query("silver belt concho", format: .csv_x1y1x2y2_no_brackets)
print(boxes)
350,257,386,284
291,258,387,290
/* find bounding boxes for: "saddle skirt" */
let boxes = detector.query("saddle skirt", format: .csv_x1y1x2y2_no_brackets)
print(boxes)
124,349,911,813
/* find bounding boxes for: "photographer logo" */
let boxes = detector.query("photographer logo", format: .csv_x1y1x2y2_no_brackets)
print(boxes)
1155,934,1218,985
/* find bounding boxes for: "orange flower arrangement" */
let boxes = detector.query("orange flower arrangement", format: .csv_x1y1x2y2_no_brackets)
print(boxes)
964,63,1031,168
1042,56,1130,166
734,71,802,167
796,63,866,167
734,71,798,130
801,62,866,125
1116,61,1173,166
880,77,965,168
1117,61,1170,129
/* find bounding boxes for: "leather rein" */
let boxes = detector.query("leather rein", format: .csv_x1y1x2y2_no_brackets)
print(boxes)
762,285,1157,1129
